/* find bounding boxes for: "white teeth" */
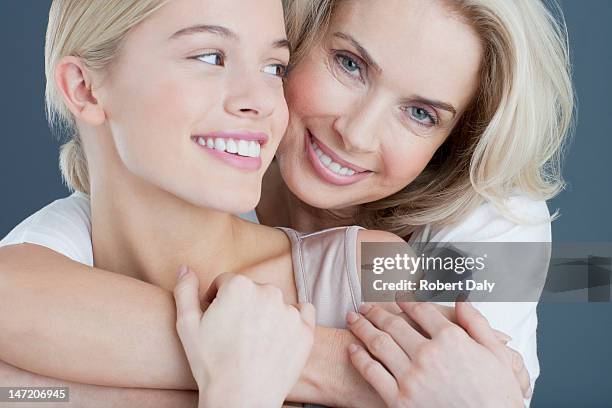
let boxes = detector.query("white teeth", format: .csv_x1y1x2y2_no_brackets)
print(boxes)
196,136,262,158
226,139,238,154
311,140,361,177
214,138,226,152
320,154,332,166
248,141,258,158
238,140,249,156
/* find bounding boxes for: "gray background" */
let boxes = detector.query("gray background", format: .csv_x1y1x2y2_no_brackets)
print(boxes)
0,1,610,406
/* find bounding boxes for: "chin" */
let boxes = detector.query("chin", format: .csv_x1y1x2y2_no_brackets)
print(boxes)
174,185,260,215
289,181,340,210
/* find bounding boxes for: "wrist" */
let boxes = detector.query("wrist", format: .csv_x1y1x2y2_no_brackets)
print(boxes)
289,326,379,408
200,381,283,408
287,326,343,406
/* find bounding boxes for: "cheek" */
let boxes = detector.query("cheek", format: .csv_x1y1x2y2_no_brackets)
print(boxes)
381,139,438,187
106,65,195,144
108,81,193,173
285,53,349,120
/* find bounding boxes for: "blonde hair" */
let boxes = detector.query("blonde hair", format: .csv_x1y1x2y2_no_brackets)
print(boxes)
284,0,574,236
45,0,171,194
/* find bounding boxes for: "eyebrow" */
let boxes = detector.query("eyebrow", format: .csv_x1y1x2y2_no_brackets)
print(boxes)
333,32,382,73
169,24,290,50
170,24,238,40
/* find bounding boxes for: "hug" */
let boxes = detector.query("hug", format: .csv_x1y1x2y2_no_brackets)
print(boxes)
0,0,573,406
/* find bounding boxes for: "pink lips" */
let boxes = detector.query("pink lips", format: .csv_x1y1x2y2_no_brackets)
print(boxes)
192,131,268,172
305,131,372,186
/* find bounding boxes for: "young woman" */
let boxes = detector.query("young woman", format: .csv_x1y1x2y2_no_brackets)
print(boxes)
0,0,571,405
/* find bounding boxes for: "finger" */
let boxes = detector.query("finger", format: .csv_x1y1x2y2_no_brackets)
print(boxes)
494,329,512,344
173,266,203,335
432,304,457,323
455,301,506,357
508,347,532,398
347,310,411,378
396,301,455,337
295,302,316,330
348,343,399,407
202,272,238,304
358,304,425,359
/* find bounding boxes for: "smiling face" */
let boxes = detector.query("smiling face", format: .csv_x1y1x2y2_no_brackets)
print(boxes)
95,0,289,213
276,0,483,210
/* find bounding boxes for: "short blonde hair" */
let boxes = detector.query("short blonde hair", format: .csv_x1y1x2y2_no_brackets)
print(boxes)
45,0,171,194
284,0,574,236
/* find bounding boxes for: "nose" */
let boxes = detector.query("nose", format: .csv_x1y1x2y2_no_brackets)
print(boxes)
332,95,386,153
223,70,276,120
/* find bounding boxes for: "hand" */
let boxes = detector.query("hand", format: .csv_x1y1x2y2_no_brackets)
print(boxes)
369,302,532,398
346,301,524,408
173,268,315,408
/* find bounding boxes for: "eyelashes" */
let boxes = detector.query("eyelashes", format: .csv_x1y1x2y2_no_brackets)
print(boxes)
334,52,364,79
192,51,288,78
195,52,224,65
262,63,288,78
401,106,438,127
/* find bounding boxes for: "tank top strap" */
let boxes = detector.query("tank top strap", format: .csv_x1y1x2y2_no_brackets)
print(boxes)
276,225,364,328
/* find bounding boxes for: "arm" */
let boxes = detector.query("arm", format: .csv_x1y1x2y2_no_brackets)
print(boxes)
0,359,198,408
0,244,381,407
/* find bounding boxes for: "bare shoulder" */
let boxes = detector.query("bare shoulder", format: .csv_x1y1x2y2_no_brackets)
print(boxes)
357,229,405,244
233,222,297,304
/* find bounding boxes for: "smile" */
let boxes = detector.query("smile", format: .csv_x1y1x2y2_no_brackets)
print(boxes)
195,136,261,158
306,130,372,186
192,131,267,172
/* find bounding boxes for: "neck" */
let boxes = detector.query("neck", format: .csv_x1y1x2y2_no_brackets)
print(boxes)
286,190,358,233
86,133,247,292
257,160,358,233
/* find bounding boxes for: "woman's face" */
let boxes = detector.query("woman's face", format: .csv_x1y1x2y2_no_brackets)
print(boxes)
277,0,483,210
96,0,289,213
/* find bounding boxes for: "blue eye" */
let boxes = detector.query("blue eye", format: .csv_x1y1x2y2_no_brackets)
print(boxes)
336,54,361,77
196,52,224,66
263,63,288,78
407,106,437,126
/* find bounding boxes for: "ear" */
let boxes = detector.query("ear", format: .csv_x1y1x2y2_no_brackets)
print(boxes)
54,56,106,126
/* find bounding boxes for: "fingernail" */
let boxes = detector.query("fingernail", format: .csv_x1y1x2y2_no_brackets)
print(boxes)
177,265,189,279
348,344,360,354
526,386,533,399
358,303,372,315
462,299,474,309
347,311,360,324
498,332,513,342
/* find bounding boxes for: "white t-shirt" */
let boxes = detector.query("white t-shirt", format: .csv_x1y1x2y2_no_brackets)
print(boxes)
1,192,93,265
0,192,550,404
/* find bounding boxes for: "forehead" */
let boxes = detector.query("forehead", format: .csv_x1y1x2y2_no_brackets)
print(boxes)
129,0,286,43
330,0,483,107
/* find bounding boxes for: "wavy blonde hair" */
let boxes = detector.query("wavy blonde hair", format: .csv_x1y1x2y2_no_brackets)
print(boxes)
284,0,574,236
45,0,171,194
